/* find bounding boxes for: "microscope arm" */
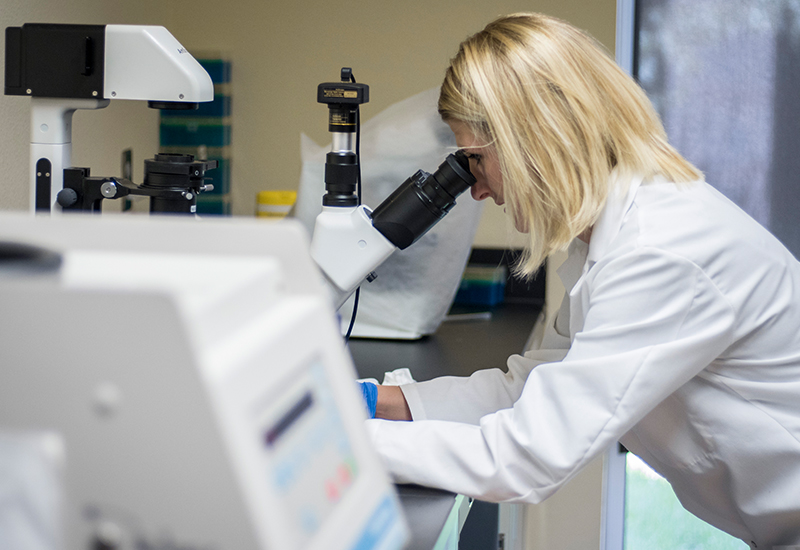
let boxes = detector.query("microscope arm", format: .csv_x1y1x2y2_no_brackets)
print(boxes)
29,98,111,211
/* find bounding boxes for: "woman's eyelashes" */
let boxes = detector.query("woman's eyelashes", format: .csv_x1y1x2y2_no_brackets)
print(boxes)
464,152,483,164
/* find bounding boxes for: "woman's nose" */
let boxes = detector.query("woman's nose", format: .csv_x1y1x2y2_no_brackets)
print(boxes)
471,180,491,201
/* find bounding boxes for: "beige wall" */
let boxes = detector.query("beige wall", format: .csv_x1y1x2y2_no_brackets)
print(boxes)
158,0,616,243
0,1,616,547
526,456,605,549
0,0,615,249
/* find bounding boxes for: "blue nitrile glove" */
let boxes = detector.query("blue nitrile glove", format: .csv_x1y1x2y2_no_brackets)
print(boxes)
359,381,378,419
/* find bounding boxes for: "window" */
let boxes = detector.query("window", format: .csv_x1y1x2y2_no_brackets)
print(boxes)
624,454,747,549
635,0,800,256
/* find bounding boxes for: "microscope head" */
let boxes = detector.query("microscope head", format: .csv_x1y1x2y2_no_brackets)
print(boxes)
5,23,213,108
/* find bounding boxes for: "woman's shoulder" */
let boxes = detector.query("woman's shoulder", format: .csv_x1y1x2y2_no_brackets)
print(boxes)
621,177,798,292
632,177,765,247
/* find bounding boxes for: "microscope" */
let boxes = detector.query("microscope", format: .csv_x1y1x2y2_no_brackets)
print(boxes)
4,23,218,214
311,69,476,310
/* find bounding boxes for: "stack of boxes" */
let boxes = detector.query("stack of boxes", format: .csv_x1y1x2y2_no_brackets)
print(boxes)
452,249,546,310
453,264,508,307
159,58,232,215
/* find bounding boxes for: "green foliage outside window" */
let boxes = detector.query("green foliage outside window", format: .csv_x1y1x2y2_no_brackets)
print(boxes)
624,455,748,550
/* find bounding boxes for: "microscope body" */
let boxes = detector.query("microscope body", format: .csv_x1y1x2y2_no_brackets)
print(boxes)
311,205,396,308
310,154,476,308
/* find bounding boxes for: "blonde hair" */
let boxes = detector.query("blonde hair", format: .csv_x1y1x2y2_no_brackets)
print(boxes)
439,13,702,276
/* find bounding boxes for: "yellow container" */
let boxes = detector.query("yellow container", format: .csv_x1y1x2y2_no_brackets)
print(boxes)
257,190,297,218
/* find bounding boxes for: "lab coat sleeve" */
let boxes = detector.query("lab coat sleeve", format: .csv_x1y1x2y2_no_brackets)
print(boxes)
367,248,736,503
400,349,569,425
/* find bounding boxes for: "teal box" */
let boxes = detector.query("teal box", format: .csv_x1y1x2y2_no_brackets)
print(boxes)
160,124,231,147
196,195,230,215
198,59,231,84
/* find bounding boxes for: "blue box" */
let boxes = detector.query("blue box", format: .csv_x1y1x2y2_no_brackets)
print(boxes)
453,265,507,307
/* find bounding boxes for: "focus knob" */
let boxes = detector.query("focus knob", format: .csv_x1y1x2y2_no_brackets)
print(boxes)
56,188,78,207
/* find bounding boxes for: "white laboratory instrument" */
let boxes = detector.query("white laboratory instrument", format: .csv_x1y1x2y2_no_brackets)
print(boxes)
0,213,409,550
4,24,215,213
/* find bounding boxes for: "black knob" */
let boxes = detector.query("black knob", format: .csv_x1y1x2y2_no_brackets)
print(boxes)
56,188,78,207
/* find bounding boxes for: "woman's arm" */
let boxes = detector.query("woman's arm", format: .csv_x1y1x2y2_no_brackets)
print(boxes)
393,349,568,424
367,249,737,502
376,385,412,421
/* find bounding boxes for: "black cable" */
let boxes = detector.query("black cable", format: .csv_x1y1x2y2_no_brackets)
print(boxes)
344,72,362,344
344,288,360,343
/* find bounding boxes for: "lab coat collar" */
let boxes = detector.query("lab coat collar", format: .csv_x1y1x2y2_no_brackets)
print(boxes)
586,171,644,267
555,171,643,295
554,172,644,340
556,239,589,294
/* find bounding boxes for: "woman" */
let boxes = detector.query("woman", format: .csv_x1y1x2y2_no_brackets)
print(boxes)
363,13,800,548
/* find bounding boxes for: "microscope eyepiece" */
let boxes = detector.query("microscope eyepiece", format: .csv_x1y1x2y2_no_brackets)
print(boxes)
370,152,476,250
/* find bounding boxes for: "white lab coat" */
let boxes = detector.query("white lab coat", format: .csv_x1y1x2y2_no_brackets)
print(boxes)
366,173,800,548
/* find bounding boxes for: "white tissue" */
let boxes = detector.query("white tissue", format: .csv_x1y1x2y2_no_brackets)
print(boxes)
381,368,416,386
295,88,484,339
357,368,416,387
